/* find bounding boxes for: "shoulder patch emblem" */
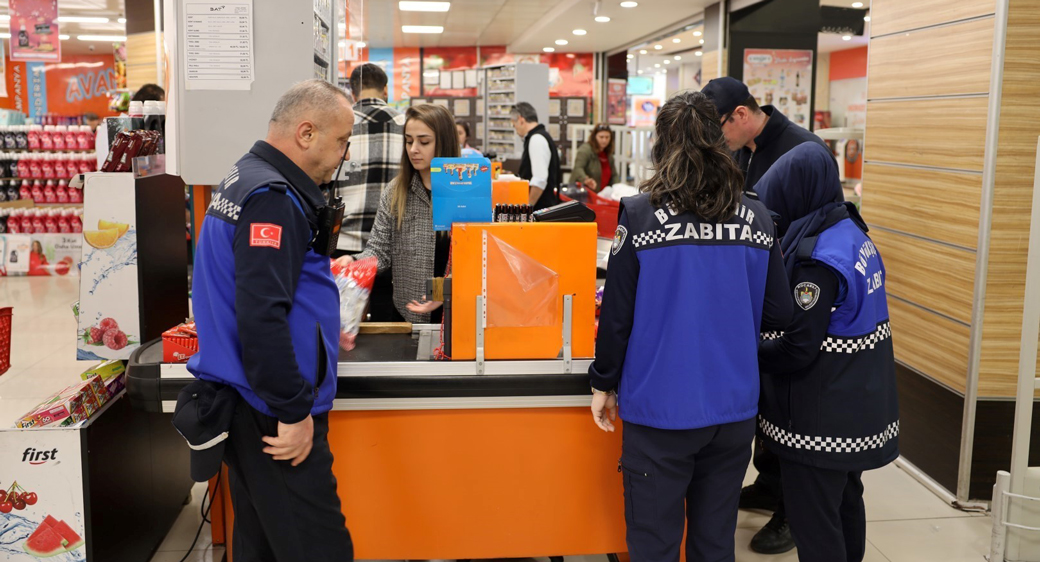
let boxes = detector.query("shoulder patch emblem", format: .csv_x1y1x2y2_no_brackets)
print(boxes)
795,282,821,311
611,225,628,255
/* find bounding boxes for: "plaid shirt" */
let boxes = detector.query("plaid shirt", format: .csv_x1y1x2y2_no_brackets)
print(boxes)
336,98,405,252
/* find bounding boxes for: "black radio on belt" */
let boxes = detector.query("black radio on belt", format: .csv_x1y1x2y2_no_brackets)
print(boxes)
311,194,345,257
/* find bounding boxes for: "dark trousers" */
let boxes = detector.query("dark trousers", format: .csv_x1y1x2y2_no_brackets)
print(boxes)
622,418,755,562
752,435,785,514
224,403,354,562
780,459,866,562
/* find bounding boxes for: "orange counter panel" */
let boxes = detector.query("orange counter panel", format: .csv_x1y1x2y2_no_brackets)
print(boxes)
493,179,530,206
451,222,598,360
215,407,628,560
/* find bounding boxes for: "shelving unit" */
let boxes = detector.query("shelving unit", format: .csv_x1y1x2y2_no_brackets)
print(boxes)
481,63,549,159
312,0,334,80
549,96,592,174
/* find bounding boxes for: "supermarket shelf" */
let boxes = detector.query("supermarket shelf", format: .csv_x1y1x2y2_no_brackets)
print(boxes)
489,127,515,132
489,90,516,94
314,51,329,67
489,102,515,106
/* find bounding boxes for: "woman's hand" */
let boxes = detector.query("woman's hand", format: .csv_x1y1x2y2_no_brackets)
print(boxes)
406,298,443,315
591,390,617,432
583,177,598,191
333,255,355,268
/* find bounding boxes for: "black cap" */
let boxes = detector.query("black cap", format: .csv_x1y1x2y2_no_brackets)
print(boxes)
172,379,238,482
701,77,751,118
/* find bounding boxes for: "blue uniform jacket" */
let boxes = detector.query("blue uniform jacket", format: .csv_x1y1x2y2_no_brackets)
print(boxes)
188,141,339,423
590,193,793,430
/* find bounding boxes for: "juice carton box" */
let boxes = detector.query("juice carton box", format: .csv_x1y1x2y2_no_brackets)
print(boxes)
25,386,87,427
58,404,89,427
80,359,125,382
83,374,108,406
104,373,127,398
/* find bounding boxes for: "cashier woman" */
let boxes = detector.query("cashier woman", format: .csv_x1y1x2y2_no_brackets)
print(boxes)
589,91,793,561
335,103,460,323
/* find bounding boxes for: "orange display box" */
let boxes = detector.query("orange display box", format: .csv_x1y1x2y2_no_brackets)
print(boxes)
211,408,628,560
492,178,529,206
450,222,598,361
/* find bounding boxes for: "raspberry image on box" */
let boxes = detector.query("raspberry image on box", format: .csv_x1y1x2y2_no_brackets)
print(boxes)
81,317,136,351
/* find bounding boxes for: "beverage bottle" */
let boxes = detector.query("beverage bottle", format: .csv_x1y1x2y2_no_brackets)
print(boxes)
63,126,77,150
68,182,82,204
77,125,92,151
27,124,41,150
19,209,32,233
56,180,68,204
18,152,30,178
29,152,42,179
71,209,82,233
7,209,19,233
19,179,31,201
31,179,43,202
41,125,54,150
53,125,67,150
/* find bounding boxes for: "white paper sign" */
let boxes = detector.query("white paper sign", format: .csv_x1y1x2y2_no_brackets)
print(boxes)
182,0,254,91
0,428,86,562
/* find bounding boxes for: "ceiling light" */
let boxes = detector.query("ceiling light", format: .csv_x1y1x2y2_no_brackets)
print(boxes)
573,29,587,35
637,70,643,74
402,25,444,33
399,1,451,11
654,63,660,68
626,54,633,58
674,39,682,44
59,16,110,23
663,59,670,64
639,49,647,54
842,35,852,40
699,39,705,44
864,15,871,21
556,39,568,45
0,15,10,21
654,44,662,50
595,16,611,22
695,51,703,57
59,34,69,40
77,34,127,41
674,55,681,60
693,30,702,36
118,17,127,24
662,69,667,74
543,47,555,52
620,1,638,7
851,1,863,7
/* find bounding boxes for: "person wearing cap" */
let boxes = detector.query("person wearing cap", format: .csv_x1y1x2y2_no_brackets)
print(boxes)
756,143,898,562
182,80,355,561
701,76,832,554
702,77,830,197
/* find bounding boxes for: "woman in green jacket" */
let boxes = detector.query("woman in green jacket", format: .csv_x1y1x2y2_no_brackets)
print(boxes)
571,123,618,193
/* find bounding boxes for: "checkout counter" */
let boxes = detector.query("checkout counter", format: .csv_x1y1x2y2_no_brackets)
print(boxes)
126,217,628,560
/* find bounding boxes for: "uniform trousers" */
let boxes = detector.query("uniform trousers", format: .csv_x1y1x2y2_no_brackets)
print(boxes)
621,418,756,562
780,458,866,562
223,402,354,562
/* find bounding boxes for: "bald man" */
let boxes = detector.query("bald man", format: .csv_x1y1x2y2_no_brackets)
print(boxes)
185,79,355,561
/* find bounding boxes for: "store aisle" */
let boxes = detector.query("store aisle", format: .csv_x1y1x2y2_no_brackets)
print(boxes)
0,278,993,562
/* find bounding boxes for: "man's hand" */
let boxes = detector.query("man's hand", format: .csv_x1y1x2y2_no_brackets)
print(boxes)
583,177,597,191
407,298,443,315
262,415,314,466
333,255,354,268
591,391,618,432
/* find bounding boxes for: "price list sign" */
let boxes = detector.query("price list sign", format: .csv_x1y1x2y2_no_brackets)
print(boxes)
182,1,254,90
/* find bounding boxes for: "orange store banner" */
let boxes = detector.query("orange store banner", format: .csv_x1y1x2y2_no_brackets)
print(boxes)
0,54,116,117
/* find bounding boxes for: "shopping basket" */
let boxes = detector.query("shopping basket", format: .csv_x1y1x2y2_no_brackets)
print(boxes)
0,307,12,376
559,188,621,239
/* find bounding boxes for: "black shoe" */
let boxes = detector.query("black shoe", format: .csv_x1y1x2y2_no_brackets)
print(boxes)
750,512,795,555
739,483,780,512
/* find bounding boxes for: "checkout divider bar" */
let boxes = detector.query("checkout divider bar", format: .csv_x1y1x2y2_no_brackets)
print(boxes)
159,394,595,413
158,359,593,379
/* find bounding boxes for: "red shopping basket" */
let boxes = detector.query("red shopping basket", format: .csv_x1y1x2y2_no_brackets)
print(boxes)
0,307,11,376
560,189,621,239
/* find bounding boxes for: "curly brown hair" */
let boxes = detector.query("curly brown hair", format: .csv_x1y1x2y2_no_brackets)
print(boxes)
640,91,743,223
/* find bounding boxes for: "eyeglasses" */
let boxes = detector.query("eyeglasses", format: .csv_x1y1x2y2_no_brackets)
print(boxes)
720,113,734,127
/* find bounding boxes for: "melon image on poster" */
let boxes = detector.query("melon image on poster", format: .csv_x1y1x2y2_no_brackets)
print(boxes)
77,173,141,361
0,428,86,561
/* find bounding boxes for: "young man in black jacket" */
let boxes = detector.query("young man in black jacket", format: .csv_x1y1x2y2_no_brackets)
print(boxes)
703,77,830,196
702,76,832,554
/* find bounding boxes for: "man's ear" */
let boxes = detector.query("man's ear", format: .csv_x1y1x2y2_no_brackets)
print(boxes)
297,121,317,148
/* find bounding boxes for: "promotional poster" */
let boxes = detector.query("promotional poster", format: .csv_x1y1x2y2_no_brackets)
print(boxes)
431,157,493,232
0,428,86,561
9,0,61,63
743,48,814,128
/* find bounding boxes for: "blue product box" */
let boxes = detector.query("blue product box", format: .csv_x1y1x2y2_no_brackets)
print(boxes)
431,157,493,231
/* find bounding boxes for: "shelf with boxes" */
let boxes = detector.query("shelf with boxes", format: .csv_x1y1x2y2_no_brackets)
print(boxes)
481,63,548,159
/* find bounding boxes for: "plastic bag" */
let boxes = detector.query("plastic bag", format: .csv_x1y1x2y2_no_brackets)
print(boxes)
486,234,560,328
330,257,378,351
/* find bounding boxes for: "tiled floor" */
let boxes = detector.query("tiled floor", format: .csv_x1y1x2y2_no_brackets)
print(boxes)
1,277,994,562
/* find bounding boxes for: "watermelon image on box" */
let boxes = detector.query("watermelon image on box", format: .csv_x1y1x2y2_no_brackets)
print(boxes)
23,514,84,557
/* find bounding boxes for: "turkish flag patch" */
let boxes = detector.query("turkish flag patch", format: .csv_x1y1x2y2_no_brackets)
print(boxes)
250,223,282,249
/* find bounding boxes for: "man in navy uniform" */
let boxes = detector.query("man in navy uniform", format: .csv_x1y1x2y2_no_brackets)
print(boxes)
187,80,355,561
702,76,832,553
